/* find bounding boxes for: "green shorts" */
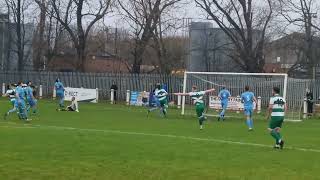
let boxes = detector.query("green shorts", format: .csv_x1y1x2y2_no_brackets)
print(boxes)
269,116,284,129
195,103,205,117
159,99,168,107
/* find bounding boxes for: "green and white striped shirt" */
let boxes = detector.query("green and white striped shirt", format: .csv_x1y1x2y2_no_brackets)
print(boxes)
155,89,168,101
269,94,286,117
189,91,206,105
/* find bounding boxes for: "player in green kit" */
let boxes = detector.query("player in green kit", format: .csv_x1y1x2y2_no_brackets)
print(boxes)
267,87,287,149
148,83,168,117
175,86,215,130
3,84,17,120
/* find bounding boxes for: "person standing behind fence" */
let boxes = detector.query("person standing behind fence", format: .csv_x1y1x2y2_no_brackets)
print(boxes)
55,78,65,111
306,89,313,116
110,81,118,103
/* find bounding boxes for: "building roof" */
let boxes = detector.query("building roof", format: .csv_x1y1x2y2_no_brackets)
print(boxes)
269,32,320,47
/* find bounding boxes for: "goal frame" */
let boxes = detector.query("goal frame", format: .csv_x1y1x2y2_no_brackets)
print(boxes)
181,71,288,115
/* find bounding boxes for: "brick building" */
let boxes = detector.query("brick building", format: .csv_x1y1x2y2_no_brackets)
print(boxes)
264,32,320,77
48,52,130,73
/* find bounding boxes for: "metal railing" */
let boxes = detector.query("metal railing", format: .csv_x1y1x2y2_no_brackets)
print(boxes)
0,71,319,107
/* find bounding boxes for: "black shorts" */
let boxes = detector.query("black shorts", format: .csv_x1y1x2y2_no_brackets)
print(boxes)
67,107,75,111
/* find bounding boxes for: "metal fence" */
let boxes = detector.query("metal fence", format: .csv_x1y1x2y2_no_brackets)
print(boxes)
0,71,184,101
0,71,319,107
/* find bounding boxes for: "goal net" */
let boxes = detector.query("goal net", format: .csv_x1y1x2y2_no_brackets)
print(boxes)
181,72,307,122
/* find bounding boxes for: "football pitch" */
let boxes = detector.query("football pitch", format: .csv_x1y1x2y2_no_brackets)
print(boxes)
0,98,320,180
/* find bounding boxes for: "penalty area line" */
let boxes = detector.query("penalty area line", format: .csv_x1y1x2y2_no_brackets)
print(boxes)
0,122,319,153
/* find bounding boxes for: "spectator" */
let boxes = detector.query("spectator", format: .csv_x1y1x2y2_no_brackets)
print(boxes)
306,89,313,116
110,81,118,103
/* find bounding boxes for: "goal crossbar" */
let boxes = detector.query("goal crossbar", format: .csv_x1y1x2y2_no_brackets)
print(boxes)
185,71,288,76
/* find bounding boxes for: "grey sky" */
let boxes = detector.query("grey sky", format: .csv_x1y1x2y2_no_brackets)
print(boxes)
1,0,319,36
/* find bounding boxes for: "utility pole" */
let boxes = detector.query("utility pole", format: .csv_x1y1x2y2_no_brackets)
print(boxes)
0,14,9,71
1,20,4,70
309,12,317,80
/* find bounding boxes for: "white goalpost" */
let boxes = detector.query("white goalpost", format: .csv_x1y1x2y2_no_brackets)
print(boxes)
181,71,304,122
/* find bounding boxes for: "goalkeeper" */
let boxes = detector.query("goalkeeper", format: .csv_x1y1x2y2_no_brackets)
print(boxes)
174,86,215,130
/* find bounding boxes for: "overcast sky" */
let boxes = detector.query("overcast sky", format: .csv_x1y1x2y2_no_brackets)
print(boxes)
1,0,319,37
102,1,208,28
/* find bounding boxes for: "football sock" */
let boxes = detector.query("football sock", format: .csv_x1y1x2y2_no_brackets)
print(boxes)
246,119,251,129
220,109,225,117
8,108,16,114
163,108,167,116
250,119,253,128
149,107,158,112
199,116,204,126
271,129,281,144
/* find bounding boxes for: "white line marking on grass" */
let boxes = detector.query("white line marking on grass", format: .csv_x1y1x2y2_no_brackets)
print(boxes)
1,122,320,153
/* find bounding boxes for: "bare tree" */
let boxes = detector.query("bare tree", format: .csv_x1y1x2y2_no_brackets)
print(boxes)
118,0,182,74
151,16,170,73
195,0,274,72
44,3,66,70
48,0,113,71
150,6,187,74
5,0,32,71
33,0,46,70
279,0,320,79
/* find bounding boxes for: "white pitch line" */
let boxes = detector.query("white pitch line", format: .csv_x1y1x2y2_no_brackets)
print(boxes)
0,122,320,153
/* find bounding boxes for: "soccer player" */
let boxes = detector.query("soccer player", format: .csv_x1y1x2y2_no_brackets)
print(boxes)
174,86,215,130
60,97,79,112
55,78,65,110
3,84,17,120
25,81,38,115
241,85,257,131
148,83,168,117
15,81,29,121
267,87,287,149
218,86,231,121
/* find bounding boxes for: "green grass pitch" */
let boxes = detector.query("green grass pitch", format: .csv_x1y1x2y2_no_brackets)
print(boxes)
0,98,320,180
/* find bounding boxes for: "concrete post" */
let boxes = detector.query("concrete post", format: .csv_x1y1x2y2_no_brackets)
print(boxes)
126,90,130,105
